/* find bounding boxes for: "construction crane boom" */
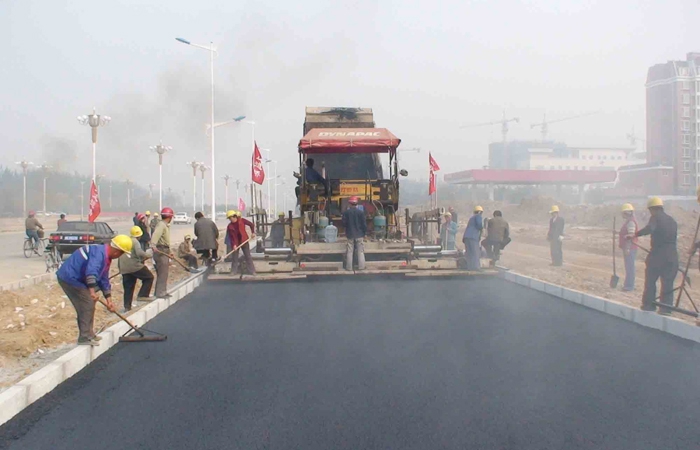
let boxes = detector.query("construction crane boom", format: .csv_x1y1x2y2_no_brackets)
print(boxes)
530,111,600,141
460,111,519,144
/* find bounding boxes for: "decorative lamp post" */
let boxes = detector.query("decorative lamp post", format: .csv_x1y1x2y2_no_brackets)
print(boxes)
77,108,111,181
150,141,172,210
186,160,200,214
37,163,52,214
15,161,33,216
223,174,231,211
199,164,208,212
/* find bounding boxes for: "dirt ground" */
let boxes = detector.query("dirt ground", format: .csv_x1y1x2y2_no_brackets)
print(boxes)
0,262,192,391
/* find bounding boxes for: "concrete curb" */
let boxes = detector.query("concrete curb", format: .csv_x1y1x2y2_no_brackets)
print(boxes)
1,272,54,292
0,272,205,427
499,270,700,344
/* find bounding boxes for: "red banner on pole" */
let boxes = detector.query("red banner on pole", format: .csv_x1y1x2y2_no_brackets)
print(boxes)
88,180,101,223
429,152,440,172
429,169,436,195
252,142,265,185
238,197,246,212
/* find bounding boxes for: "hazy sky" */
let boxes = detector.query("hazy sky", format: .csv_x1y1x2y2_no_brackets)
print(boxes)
2,0,698,205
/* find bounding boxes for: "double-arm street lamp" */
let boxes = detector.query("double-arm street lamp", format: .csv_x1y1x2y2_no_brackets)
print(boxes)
77,108,110,181
186,160,200,214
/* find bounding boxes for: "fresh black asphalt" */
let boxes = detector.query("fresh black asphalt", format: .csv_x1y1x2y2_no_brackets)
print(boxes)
2,277,700,449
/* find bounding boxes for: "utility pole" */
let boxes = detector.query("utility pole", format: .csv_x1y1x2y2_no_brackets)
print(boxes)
199,164,208,213
80,181,86,220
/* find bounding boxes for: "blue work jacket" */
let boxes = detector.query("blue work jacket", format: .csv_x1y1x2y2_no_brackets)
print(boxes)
56,244,113,297
463,214,484,240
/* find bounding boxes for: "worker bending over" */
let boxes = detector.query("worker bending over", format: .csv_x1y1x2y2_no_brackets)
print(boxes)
194,211,220,265
547,205,565,266
634,197,678,315
151,207,174,299
343,196,367,271
484,210,509,267
463,206,484,271
56,235,132,346
226,210,256,275
118,226,154,312
619,203,639,291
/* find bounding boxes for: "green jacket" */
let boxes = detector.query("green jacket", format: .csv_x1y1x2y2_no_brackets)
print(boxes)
118,237,152,274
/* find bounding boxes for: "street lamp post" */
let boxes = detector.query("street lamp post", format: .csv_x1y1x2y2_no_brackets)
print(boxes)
186,160,200,214
176,37,217,220
223,175,231,211
109,182,113,209
148,183,155,199
80,181,86,220
15,161,33,216
150,141,172,211
77,108,111,181
37,163,52,214
235,179,240,210
199,164,208,212
125,179,132,208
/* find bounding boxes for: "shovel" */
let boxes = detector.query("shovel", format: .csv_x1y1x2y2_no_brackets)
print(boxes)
610,217,619,288
212,235,255,266
153,248,206,274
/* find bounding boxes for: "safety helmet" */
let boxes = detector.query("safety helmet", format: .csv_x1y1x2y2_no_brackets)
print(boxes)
550,205,560,213
647,197,663,208
444,212,452,217
278,212,285,217
28,210,35,216
145,210,151,216
184,234,192,240
136,213,146,222
111,235,133,254
348,196,359,205
621,203,634,212
226,210,236,218
129,226,143,238
161,207,174,218
474,205,483,213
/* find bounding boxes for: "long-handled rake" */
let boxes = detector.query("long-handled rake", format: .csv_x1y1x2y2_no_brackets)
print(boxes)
153,248,206,274
96,298,167,343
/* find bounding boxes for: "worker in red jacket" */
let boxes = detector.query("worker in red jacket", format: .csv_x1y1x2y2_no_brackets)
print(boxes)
226,210,256,275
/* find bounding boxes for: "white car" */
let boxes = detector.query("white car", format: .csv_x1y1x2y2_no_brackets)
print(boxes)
172,212,192,225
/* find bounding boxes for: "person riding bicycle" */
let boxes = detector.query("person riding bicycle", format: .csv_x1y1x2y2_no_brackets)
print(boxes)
25,211,44,253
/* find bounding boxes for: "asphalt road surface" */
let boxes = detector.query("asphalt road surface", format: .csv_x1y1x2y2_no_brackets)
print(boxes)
2,278,700,449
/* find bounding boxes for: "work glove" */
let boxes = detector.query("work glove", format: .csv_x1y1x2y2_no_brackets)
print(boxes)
558,235,564,242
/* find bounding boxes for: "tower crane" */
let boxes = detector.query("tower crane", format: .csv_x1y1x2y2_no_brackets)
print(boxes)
530,111,600,141
460,111,520,144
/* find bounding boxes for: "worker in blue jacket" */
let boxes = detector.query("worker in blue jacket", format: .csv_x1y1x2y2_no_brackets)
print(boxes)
462,206,484,271
56,235,133,346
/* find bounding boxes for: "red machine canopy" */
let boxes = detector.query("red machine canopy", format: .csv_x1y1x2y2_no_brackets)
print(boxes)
299,128,401,154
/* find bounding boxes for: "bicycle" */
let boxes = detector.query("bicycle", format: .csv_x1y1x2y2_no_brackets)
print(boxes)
45,244,62,273
23,237,46,258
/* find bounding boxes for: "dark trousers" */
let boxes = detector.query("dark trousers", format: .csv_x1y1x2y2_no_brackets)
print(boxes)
550,239,563,266
181,254,199,268
483,239,502,262
642,260,678,312
198,249,218,265
623,248,637,290
153,251,170,297
231,242,256,275
58,280,96,342
122,267,154,310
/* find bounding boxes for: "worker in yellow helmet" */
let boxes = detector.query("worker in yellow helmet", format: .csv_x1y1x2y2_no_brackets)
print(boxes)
56,235,132,346
118,226,155,312
462,205,484,270
547,205,565,266
618,204,639,291
631,197,678,315
177,234,199,270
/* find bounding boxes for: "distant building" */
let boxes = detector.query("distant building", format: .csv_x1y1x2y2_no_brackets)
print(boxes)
646,52,700,194
488,141,634,172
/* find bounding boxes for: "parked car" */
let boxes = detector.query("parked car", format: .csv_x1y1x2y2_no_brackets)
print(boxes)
173,212,192,225
48,221,116,255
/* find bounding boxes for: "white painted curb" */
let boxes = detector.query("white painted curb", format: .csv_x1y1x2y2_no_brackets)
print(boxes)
0,272,205,427
1,272,54,292
499,270,700,344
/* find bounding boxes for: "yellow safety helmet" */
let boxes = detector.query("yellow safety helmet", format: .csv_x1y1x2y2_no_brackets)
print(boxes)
444,212,452,217
145,210,151,216
621,203,634,212
129,226,143,238
111,235,133,254
474,205,483,213
234,210,242,217
550,205,560,213
226,209,236,218
278,212,285,217
647,197,663,208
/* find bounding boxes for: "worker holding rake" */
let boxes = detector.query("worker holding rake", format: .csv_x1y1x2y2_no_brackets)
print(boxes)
226,210,256,276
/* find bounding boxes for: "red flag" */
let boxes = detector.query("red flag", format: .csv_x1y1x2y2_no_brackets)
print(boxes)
429,152,440,171
88,180,101,223
429,169,436,195
252,142,265,185
238,197,246,212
